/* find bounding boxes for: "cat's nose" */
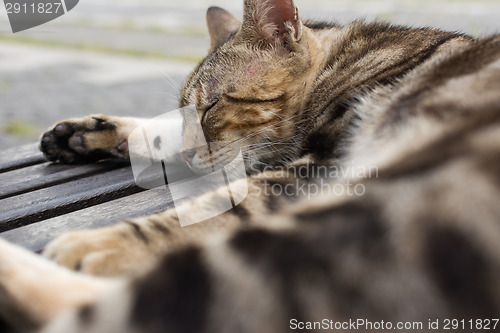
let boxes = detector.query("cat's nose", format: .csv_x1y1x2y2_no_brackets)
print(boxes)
181,150,196,165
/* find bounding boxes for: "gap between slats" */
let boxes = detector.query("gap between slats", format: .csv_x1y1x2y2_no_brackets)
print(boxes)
0,167,146,232
0,161,128,199
0,188,174,252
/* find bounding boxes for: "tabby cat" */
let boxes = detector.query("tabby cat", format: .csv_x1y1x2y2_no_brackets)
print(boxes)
1,0,500,332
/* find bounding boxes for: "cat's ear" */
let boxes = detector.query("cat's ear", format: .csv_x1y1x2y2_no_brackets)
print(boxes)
207,7,241,52
238,0,302,50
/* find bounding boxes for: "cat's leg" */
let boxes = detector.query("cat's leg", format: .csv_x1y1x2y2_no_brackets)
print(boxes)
42,177,252,276
41,162,317,277
40,114,147,163
0,238,119,331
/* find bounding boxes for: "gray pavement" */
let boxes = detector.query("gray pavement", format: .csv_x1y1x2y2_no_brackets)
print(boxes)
1,0,500,150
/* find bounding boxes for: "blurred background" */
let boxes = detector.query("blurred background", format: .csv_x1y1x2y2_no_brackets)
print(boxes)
0,0,499,150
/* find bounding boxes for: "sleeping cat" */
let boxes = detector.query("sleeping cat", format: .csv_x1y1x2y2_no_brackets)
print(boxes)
1,0,500,332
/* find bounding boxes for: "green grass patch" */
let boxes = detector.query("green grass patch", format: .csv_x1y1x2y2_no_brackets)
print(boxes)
0,81,12,93
106,22,206,37
0,34,204,64
64,19,207,37
3,120,40,138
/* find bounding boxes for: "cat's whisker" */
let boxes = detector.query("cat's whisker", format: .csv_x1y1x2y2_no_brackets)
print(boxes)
241,137,298,149
159,71,185,104
160,71,183,91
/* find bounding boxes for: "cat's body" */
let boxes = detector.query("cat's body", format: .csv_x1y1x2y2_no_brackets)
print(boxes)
1,0,500,332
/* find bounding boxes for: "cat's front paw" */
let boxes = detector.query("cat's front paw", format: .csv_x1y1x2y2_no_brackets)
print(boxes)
42,224,154,277
40,114,128,163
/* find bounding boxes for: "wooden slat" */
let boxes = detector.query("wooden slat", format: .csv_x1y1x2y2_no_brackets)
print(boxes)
0,162,123,199
0,143,40,162
0,142,193,251
0,143,46,173
0,188,174,252
0,166,145,232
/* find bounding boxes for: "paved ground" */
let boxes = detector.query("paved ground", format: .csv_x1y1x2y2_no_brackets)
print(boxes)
0,0,499,149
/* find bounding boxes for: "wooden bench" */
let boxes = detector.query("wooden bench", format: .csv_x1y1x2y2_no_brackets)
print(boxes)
0,143,176,253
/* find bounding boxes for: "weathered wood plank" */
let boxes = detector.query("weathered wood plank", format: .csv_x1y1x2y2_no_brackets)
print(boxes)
0,166,145,232
0,188,174,252
0,162,122,199
0,143,46,173
0,143,40,163
0,142,192,249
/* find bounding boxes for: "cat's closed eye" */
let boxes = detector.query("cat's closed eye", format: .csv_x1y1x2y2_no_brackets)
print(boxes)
200,99,220,123
224,93,286,104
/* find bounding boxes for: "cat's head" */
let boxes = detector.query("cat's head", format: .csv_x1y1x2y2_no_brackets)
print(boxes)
179,0,321,174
